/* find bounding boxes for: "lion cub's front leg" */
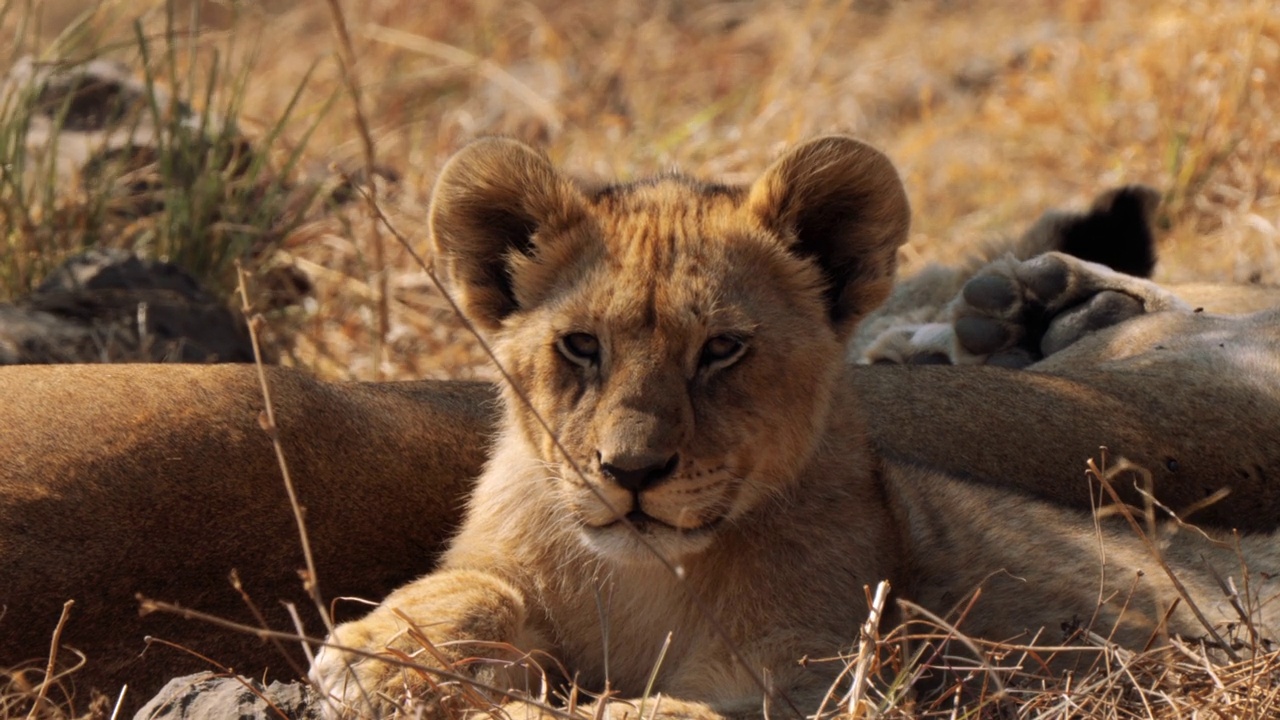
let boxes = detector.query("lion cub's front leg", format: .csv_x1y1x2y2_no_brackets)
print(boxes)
499,698,724,720
310,568,539,718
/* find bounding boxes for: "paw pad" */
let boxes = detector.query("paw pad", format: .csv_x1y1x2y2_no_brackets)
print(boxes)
954,316,1010,356
1018,254,1071,304
951,252,1186,366
961,273,1018,312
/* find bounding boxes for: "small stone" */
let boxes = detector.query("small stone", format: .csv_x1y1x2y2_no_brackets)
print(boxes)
133,673,325,720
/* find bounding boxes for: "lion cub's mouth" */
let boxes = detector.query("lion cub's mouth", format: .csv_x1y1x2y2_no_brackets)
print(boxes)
577,503,729,561
595,509,725,536
568,471,737,559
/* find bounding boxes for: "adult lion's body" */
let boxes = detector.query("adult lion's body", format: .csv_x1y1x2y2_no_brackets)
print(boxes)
309,137,1280,719
1,366,495,709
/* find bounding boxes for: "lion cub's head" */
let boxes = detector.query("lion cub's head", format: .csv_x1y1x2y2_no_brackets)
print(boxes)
430,136,909,562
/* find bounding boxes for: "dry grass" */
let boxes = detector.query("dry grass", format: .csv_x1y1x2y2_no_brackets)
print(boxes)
834,452,1280,719
843,626,1280,718
9,0,1276,382
4,0,1280,717
0,4,328,304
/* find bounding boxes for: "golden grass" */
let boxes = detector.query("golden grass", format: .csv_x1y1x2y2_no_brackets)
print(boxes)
4,0,1280,717
5,0,1279,381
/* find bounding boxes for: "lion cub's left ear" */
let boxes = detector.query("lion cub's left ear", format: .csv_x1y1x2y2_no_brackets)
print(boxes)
748,136,910,337
429,137,589,332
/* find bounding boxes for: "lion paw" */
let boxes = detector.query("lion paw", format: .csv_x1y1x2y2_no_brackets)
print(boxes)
309,571,538,718
309,614,436,719
951,251,1190,367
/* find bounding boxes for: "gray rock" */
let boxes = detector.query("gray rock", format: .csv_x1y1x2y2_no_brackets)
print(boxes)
36,247,216,298
0,249,255,364
133,673,324,720
1,55,253,216
2,56,201,189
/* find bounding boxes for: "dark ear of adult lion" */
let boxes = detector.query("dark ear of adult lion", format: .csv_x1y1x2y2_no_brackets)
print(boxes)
4,349,1280,714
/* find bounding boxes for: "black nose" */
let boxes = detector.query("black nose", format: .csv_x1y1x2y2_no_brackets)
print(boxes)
600,454,679,492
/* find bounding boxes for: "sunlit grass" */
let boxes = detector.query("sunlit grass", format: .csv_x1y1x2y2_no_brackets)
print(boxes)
19,0,1263,383
0,0,326,300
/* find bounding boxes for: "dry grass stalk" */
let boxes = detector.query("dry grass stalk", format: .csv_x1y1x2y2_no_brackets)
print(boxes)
322,0,389,381
23,601,72,720
235,263,333,637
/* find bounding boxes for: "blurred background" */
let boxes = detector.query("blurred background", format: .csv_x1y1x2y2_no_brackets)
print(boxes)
2,0,1276,381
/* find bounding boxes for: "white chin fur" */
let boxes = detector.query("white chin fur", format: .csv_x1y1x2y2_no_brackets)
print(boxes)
579,524,716,564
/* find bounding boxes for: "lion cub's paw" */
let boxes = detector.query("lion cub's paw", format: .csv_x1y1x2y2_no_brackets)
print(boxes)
951,251,1190,366
309,571,535,718
309,613,434,719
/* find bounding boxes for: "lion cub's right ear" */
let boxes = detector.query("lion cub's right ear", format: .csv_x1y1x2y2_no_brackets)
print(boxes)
429,138,590,331
747,136,910,338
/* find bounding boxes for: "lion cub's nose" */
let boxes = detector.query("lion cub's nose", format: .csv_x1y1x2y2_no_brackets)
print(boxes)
600,453,680,492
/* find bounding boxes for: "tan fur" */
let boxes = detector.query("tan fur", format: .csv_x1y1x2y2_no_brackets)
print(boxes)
0,366,495,710
305,137,1280,719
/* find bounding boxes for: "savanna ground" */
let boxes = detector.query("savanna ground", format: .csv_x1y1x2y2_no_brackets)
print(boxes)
3,0,1280,717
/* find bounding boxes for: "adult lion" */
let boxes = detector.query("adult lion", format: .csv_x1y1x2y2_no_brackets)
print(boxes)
307,136,1280,719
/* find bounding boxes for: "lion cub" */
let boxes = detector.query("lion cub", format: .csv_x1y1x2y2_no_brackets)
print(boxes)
311,137,1280,719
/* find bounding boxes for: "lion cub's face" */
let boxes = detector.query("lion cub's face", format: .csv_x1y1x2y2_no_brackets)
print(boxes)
493,182,850,562
430,137,909,563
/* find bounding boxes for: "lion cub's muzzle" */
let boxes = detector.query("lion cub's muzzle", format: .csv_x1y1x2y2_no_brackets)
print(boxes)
569,448,736,557
599,452,718,535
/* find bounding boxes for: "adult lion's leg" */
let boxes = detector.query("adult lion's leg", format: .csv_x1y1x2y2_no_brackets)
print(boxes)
855,185,1163,365
948,251,1191,366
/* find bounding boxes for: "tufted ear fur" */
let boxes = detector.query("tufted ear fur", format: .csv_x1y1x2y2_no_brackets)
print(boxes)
747,135,910,336
429,138,589,331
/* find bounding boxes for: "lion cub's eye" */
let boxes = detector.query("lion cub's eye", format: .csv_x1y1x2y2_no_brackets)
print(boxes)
557,332,601,366
700,335,747,369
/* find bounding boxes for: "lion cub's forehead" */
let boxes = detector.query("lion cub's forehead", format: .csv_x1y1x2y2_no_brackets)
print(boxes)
586,177,754,264
572,177,777,327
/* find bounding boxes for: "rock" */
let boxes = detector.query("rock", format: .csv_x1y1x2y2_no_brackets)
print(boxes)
133,673,324,720
36,247,216,298
2,56,193,133
0,249,256,364
1,55,252,215
3,56,194,188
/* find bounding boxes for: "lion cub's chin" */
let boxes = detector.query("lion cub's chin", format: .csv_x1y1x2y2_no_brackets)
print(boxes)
579,517,721,564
